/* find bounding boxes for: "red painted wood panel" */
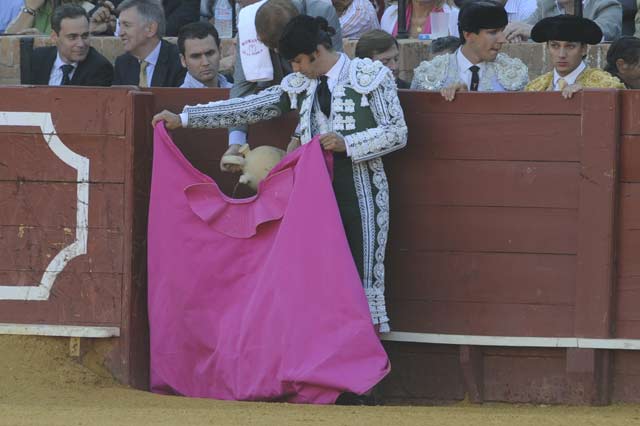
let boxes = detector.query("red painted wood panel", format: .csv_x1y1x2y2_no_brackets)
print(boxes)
389,206,578,254
380,342,465,402
401,114,581,162
0,87,129,135
612,351,640,402
0,226,123,273
388,160,579,209
620,135,640,182
387,251,575,305
617,230,640,277
0,182,123,229
387,300,574,336
0,134,126,183
398,91,581,115
620,90,640,135
573,90,619,339
0,270,122,325
483,350,567,403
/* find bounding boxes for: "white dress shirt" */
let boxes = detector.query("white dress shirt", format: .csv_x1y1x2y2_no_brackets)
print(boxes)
141,41,162,85
552,61,586,90
180,72,233,89
48,53,77,86
456,48,486,90
504,0,537,22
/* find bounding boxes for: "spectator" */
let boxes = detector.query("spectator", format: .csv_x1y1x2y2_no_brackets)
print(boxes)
159,0,200,36
504,0,622,42
112,0,186,87
0,0,23,34
499,0,537,22
355,29,409,87
604,35,640,88
22,4,113,86
380,0,459,38
5,0,94,35
411,0,529,100
178,21,232,88
429,35,462,55
89,0,118,35
333,0,380,39
221,0,343,171
525,15,624,95
98,0,200,36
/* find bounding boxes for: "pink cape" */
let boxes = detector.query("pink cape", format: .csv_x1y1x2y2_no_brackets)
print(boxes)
148,124,390,403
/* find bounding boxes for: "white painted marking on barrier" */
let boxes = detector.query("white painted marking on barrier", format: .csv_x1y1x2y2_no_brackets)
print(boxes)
0,323,119,338
0,112,90,301
382,332,640,350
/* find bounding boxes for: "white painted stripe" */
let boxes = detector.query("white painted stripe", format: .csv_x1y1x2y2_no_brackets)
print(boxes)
0,323,119,338
381,331,640,350
0,112,90,301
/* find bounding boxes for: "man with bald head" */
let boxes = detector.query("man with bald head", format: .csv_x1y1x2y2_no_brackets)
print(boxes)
221,0,342,172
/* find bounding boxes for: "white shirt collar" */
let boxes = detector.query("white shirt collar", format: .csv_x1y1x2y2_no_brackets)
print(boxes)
54,52,77,70
180,71,232,88
553,61,586,88
143,40,162,66
457,47,486,75
322,52,347,88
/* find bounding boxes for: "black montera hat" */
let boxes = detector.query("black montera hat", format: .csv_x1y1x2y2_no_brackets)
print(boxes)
278,15,334,61
531,14,602,44
458,0,508,34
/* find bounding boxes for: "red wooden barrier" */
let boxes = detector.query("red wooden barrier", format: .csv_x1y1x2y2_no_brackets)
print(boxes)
3,86,640,404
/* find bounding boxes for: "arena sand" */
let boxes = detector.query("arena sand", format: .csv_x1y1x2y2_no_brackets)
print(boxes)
2,335,640,426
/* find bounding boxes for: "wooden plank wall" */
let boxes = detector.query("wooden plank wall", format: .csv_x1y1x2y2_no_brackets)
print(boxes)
144,90,624,404
614,91,640,402
0,88,129,327
0,87,633,403
382,90,619,404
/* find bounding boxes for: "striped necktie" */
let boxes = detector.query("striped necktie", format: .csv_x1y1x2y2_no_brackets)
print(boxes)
139,60,149,87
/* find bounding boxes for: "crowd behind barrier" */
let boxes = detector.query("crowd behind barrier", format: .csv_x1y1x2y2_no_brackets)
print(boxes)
0,35,618,85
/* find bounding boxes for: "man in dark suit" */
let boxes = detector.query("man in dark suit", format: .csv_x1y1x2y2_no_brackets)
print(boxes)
22,4,113,86
113,0,186,87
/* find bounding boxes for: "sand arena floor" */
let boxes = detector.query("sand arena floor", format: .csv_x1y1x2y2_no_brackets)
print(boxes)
2,335,640,426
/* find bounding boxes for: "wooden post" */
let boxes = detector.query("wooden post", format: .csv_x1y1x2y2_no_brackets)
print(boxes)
459,345,483,403
107,90,155,389
567,90,619,404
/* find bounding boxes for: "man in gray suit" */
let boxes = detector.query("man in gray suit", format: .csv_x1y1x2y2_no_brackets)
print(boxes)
503,0,622,42
221,0,342,171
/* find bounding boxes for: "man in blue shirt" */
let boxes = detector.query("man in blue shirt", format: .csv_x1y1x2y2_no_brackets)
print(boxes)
0,0,24,33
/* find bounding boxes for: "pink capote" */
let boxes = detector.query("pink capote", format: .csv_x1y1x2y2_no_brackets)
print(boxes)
148,124,390,403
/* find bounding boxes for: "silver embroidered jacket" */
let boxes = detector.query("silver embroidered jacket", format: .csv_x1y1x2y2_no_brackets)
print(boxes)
182,57,408,163
182,56,407,331
410,52,529,92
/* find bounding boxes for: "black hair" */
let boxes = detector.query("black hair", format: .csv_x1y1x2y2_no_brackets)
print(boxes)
605,36,640,79
429,36,462,55
457,0,507,45
355,29,398,59
278,15,335,61
51,3,89,34
178,21,221,55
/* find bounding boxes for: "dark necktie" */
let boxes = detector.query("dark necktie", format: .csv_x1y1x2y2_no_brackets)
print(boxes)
60,64,74,85
469,65,480,92
316,75,331,117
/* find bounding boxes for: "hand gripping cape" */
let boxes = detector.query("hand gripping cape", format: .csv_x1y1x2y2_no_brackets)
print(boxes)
148,124,390,403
